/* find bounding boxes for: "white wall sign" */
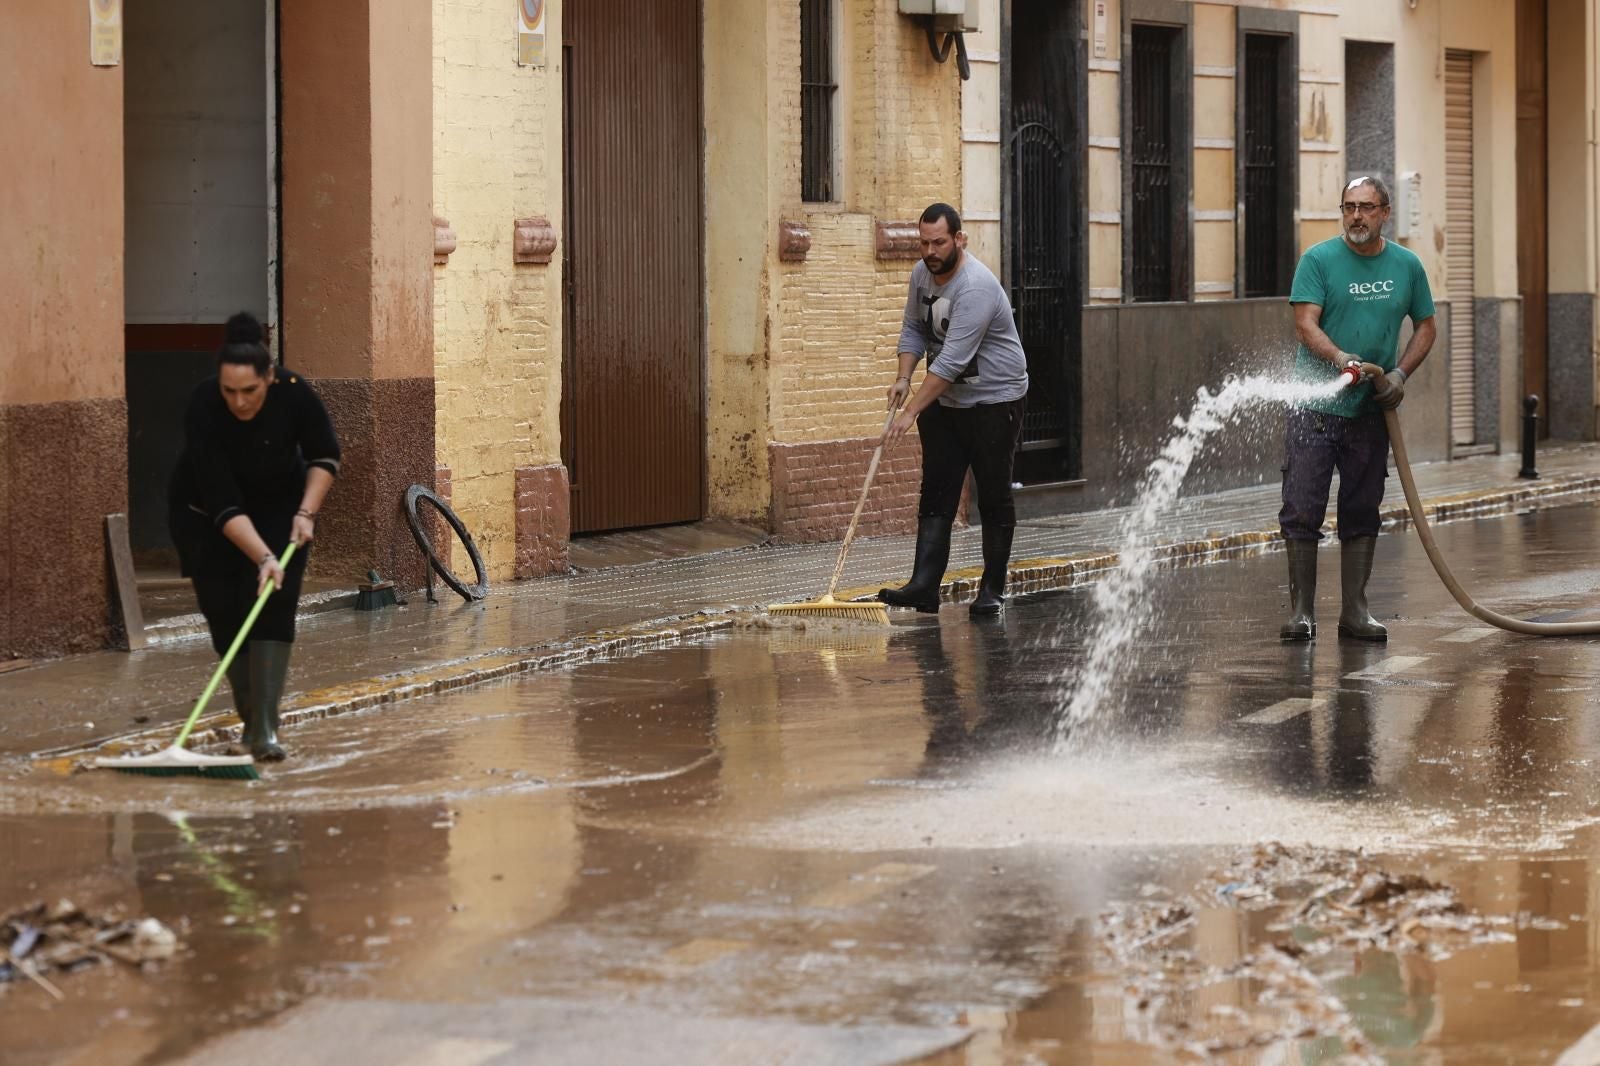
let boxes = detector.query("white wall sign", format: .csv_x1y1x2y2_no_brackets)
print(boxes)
518,0,546,67
90,0,121,66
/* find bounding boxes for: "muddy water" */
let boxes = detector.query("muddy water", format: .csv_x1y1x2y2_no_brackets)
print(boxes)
5,506,1600,1063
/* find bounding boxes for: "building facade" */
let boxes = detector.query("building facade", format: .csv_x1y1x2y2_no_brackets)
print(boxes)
4,0,1598,660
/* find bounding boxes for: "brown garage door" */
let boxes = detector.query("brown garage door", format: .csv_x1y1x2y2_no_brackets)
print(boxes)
563,0,703,533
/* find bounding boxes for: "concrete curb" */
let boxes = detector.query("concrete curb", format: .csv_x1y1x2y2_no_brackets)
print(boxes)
45,470,1600,762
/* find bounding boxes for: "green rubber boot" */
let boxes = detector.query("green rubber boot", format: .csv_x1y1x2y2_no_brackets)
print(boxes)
1279,539,1318,641
225,653,251,728
1337,536,1388,642
245,640,292,761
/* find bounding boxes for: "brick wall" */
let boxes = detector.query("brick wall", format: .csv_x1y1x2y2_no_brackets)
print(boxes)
768,434,924,542
514,463,569,578
764,0,963,535
432,0,563,581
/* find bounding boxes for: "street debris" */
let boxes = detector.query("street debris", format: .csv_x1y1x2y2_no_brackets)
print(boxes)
1,899,180,997
1099,843,1519,1061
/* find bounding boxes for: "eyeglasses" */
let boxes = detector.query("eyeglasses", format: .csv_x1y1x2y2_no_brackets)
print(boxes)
1340,201,1389,215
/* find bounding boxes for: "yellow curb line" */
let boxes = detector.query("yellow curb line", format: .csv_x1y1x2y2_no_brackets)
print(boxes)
49,472,1600,761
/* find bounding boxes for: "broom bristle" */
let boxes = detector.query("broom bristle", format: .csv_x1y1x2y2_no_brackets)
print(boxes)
92,745,261,781
767,601,890,624
111,763,261,781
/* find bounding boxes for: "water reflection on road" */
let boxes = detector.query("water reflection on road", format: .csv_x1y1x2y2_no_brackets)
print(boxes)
5,505,1600,1063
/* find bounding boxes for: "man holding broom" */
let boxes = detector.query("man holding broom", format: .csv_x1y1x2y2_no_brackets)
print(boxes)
879,202,1030,618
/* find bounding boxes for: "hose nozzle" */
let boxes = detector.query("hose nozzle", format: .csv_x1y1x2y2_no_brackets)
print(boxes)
1338,362,1364,388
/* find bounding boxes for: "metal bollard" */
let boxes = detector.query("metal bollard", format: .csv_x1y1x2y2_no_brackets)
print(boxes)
1519,395,1540,480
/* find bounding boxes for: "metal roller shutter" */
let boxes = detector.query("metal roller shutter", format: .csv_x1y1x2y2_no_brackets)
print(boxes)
1445,50,1476,446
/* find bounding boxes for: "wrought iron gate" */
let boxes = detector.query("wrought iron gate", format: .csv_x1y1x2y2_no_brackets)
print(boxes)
1002,0,1083,485
1007,109,1075,476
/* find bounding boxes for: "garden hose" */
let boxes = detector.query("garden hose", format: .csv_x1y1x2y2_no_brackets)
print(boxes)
1361,362,1600,637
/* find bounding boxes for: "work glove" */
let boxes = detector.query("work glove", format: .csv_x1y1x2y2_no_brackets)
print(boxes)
1372,367,1408,411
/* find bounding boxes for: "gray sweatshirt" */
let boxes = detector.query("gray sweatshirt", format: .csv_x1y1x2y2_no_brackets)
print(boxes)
898,253,1030,408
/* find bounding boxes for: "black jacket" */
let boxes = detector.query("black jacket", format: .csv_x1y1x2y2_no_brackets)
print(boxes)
168,368,340,576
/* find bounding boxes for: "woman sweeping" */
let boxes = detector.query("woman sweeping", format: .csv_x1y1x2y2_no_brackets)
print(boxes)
168,312,341,761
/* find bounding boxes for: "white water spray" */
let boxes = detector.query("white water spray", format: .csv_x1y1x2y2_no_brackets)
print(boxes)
1051,371,1354,750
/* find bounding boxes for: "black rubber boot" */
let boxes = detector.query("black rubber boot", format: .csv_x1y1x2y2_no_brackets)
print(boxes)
878,516,953,613
225,653,252,728
968,523,1015,618
1279,539,1318,641
245,640,292,761
1337,536,1388,642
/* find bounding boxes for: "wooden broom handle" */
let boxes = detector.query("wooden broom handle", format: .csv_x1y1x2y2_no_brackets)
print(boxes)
824,406,899,600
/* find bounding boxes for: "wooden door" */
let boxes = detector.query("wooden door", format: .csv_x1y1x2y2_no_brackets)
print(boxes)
563,0,703,533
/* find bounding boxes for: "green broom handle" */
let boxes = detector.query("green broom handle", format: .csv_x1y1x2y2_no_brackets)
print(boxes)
174,542,297,749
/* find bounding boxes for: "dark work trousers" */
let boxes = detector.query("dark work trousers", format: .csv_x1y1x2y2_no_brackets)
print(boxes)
916,398,1026,525
1277,407,1390,542
191,545,310,657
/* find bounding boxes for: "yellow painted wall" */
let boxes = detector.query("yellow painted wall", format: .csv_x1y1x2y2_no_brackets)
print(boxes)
1313,0,1519,300
771,0,963,445
1547,0,1594,293
704,0,777,522
1088,0,1123,302
432,0,564,578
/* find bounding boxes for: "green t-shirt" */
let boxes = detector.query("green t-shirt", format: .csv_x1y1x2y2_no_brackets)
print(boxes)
1289,237,1436,417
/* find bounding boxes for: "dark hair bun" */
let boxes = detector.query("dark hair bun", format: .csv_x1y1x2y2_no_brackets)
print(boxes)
225,312,264,345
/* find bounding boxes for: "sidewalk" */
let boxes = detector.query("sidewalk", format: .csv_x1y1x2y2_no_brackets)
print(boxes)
6,443,1600,761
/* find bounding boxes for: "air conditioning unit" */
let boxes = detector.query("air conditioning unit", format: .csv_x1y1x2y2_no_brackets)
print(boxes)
898,0,978,33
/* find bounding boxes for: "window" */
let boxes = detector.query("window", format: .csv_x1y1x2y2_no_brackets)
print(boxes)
800,0,836,202
1128,24,1184,301
1242,33,1292,297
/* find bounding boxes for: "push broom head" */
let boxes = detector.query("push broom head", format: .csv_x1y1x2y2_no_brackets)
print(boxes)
92,745,260,781
767,595,890,626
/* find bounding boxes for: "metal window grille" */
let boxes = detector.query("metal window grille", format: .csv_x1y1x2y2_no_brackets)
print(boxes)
1243,34,1285,298
1129,25,1176,302
800,0,836,202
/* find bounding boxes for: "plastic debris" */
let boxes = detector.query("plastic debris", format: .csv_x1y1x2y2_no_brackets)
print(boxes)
1,899,182,994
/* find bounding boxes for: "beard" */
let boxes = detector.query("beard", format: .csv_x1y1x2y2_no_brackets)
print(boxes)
924,247,961,275
1344,222,1379,246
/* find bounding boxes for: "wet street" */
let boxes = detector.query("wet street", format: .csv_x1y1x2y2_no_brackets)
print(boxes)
7,501,1600,1064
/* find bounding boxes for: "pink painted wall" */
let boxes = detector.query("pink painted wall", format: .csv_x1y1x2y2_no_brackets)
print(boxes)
279,0,433,382
0,3,124,407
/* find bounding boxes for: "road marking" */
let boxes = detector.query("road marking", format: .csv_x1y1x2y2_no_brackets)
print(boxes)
1239,697,1326,725
805,862,936,909
1344,655,1429,681
661,937,749,968
1438,627,1497,644
398,1039,514,1066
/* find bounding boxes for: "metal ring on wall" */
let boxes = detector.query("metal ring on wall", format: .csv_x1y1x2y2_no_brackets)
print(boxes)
403,485,488,603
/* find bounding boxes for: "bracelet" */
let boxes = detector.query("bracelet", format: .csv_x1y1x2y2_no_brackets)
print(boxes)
895,376,910,384
258,552,275,566
296,509,316,518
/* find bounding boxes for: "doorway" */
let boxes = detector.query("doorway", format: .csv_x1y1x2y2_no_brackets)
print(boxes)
123,0,276,564
562,0,705,533
1002,0,1084,485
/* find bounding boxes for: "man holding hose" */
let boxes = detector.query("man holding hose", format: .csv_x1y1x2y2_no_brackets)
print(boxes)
1280,175,1436,642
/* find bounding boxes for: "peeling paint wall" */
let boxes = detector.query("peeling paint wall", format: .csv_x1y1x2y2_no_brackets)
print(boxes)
771,0,963,447
705,0,776,523
432,0,565,579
